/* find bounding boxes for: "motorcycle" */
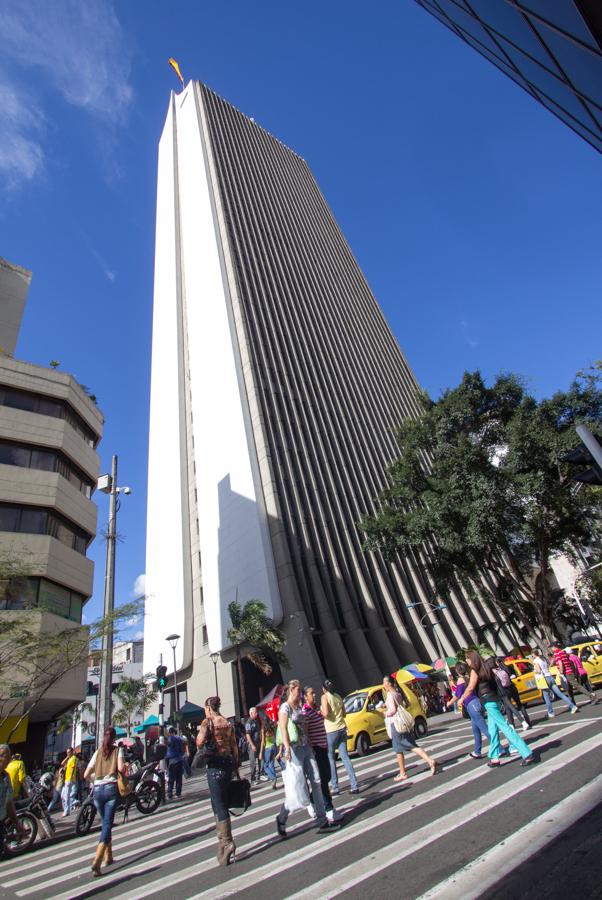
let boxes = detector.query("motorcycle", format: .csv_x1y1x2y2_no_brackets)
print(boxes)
2,783,55,856
75,760,162,836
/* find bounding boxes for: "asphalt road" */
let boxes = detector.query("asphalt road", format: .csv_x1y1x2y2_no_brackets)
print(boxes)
1,700,601,900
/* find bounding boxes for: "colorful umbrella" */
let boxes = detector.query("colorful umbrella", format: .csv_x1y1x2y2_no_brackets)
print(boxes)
403,665,429,680
393,669,417,684
402,663,435,674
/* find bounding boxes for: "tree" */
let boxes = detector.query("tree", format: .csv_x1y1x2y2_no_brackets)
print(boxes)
113,677,157,736
56,701,95,747
361,365,602,646
227,599,289,716
0,551,144,741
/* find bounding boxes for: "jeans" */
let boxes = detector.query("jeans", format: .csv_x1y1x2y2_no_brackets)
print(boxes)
167,760,183,798
313,745,333,812
466,699,489,755
263,745,278,782
247,745,261,782
484,702,532,760
206,759,234,822
47,788,61,813
278,743,327,827
542,675,575,714
61,781,75,815
499,690,531,728
326,728,358,791
93,783,118,844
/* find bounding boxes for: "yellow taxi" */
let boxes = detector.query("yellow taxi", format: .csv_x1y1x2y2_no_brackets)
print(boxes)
567,641,602,685
343,683,427,756
502,657,542,704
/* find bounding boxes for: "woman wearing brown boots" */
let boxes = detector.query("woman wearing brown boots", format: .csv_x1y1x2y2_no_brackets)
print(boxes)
83,726,125,876
196,696,239,866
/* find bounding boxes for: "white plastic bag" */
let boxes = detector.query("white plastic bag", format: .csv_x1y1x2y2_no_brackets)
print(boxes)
281,761,310,813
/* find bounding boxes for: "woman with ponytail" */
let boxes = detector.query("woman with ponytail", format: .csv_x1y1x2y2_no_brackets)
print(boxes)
196,696,239,866
83,726,125,876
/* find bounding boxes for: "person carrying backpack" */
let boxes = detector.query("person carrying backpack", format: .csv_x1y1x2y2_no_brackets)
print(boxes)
492,658,532,731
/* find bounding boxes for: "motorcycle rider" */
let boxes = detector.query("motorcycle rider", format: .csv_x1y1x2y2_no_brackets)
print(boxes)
0,744,24,857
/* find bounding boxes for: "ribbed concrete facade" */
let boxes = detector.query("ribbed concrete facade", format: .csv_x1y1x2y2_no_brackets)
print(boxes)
146,82,513,706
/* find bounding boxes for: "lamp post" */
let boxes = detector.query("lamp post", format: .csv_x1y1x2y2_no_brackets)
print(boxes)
209,652,220,695
95,455,132,744
166,633,181,728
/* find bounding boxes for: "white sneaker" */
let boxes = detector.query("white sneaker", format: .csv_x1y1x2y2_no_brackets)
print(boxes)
547,713,555,718
509,747,519,755
521,721,529,731
570,706,579,714
326,808,343,823
306,804,316,820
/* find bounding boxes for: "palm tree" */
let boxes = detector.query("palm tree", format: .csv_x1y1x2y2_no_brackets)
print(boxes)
227,599,289,716
56,701,95,747
113,677,158,737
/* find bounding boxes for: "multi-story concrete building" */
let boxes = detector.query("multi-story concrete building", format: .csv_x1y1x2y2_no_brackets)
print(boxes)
413,0,601,153
145,83,514,714
0,258,103,757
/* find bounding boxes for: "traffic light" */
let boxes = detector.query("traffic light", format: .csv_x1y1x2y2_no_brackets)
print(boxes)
156,665,167,689
562,425,602,487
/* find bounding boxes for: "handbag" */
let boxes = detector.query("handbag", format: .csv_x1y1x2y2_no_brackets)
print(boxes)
392,695,415,734
117,770,133,798
191,720,216,770
227,775,252,817
275,716,298,747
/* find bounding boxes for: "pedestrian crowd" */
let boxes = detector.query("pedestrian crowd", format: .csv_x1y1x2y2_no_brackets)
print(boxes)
1,640,597,878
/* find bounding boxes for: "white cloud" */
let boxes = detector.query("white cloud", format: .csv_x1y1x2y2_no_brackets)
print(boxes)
133,630,144,641
460,319,480,349
132,573,146,598
0,0,133,190
0,81,45,189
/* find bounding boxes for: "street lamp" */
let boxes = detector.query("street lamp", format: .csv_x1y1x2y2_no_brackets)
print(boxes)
96,455,132,745
166,633,181,728
209,652,220,695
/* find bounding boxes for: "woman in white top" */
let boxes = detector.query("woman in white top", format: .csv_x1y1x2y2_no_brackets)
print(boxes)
83,726,126,876
532,648,576,718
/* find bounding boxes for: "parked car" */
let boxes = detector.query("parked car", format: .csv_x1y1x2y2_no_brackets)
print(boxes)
343,683,427,756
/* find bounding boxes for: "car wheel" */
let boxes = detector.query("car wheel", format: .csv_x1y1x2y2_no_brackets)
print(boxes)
414,716,428,737
355,732,371,756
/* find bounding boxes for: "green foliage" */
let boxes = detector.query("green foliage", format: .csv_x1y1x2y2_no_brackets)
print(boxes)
227,599,289,715
361,365,602,643
56,701,95,737
455,644,495,662
49,360,60,369
113,677,157,736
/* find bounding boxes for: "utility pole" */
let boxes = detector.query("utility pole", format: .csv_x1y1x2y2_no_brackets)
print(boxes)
97,455,118,743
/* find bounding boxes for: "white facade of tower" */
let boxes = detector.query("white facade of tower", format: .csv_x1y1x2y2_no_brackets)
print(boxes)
144,85,283,699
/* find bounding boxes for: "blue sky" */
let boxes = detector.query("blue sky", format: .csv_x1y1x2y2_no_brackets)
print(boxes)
1,0,600,633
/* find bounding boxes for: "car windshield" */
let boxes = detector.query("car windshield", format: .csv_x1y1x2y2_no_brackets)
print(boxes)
344,692,368,714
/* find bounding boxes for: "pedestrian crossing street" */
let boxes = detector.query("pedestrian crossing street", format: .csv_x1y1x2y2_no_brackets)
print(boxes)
2,707,601,900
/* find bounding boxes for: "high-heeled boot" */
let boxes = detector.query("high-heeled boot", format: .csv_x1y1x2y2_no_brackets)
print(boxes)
216,818,236,866
104,841,114,865
91,842,105,877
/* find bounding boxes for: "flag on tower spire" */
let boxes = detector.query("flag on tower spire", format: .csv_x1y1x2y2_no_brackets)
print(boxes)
168,58,185,88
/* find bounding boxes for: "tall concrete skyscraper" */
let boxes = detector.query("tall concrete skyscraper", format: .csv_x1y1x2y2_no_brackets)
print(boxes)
145,82,511,713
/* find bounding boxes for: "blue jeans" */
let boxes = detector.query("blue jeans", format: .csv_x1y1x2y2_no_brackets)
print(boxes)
542,675,576,714
327,728,358,791
61,781,75,815
206,759,234,822
484,702,532,760
168,760,183,797
263,745,278,782
93,783,118,844
466,699,489,755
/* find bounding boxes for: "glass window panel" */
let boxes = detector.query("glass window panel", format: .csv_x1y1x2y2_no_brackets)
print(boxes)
38,579,71,618
0,576,38,610
0,506,20,531
20,508,48,534
465,0,556,69
3,389,36,412
73,534,87,554
37,397,62,417
54,519,75,548
432,0,509,57
498,37,595,124
460,32,537,92
0,443,31,467
513,0,599,50
30,448,57,472
536,25,602,109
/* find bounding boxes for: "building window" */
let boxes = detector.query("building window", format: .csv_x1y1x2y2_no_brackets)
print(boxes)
202,625,208,645
0,440,94,498
0,576,86,623
0,503,91,555
0,386,99,447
